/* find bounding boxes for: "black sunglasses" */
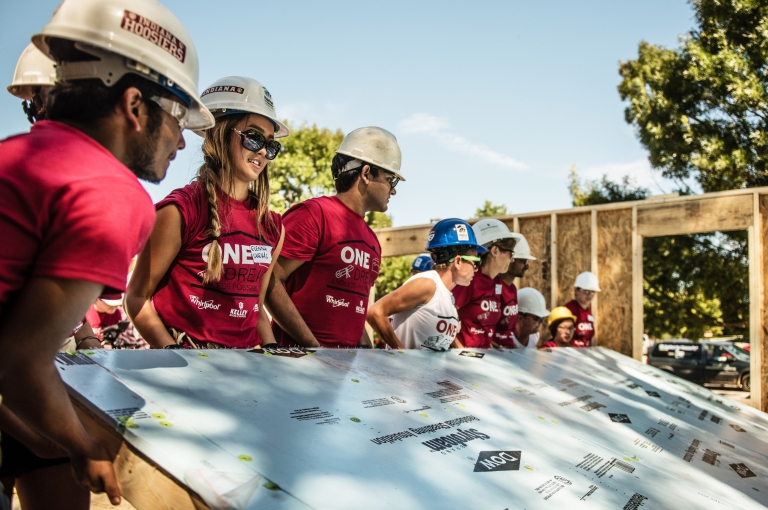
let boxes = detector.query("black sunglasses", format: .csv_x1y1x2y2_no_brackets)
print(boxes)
233,128,282,160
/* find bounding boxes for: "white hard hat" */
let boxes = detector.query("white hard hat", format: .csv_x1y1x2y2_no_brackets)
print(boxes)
510,233,536,260
8,44,57,100
32,0,214,130
517,288,550,317
472,218,517,248
574,271,601,292
194,76,289,138
336,126,404,181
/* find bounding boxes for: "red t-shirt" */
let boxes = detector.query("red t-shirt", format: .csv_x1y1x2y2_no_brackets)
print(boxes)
452,271,503,348
0,121,154,306
86,306,122,336
274,196,381,348
540,341,558,349
493,280,519,348
564,299,594,347
153,182,282,348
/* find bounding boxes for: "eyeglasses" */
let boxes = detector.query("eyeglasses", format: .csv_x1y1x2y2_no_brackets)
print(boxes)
557,324,576,332
148,95,189,131
523,313,545,324
451,254,481,271
233,128,282,160
383,173,400,190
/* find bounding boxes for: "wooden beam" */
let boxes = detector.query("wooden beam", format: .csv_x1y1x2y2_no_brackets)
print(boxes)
550,213,558,310
71,398,209,510
591,210,599,346
752,193,766,411
632,206,644,362
637,194,753,237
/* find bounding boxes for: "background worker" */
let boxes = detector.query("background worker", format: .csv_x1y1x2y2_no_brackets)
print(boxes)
541,306,577,348
128,77,285,349
493,233,536,348
0,0,213,506
367,219,484,350
452,219,517,348
267,127,404,349
411,253,434,275
564,271,601,347
7,43,56,124
508,288,549,349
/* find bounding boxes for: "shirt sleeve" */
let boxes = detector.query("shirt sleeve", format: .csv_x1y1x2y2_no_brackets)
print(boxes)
156,184,205,247
279,201,321,261
34,176,155,292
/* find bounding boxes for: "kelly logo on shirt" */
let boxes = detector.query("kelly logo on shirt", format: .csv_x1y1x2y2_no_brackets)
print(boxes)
355,300,366,314
229,302,247,318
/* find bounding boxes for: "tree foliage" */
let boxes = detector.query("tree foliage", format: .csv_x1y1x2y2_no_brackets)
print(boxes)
474,200,509,218
618,0,768,192
569,171,748,340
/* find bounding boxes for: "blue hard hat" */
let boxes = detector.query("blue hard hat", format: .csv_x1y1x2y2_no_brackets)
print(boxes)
425,218,487,253
412,254,434,271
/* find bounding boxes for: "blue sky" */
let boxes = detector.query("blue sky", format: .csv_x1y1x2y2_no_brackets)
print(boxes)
0,1,696,227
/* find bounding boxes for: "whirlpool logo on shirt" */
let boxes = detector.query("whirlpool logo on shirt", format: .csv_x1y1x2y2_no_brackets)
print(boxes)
229,302,247,318
326,295,350,308
189,295,221,310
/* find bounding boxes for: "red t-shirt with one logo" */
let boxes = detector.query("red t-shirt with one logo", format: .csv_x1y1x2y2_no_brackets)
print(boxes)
452,271,503,348
0,121,154,307
274,196,381,348
493,280,519,348
564,299,594,347
152,182,282,348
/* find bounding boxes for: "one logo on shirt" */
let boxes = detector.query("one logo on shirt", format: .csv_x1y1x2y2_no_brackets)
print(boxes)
473,451,521,472
340,246,371,269
356,300,366,314
577,322,594,332
189,295,221,310
326,295,350,308
503,304,518,316
480,300,499,312
336,265,354,278
455,224,469,241
202,242,271,266
436,319,458,338
229,301,247,318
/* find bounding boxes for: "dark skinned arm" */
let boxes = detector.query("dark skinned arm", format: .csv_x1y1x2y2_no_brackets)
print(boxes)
0,277,121,504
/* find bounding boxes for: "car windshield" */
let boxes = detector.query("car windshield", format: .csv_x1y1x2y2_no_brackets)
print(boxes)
720,344,750,361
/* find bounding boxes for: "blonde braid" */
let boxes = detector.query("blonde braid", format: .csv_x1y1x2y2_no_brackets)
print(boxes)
202,166,223,283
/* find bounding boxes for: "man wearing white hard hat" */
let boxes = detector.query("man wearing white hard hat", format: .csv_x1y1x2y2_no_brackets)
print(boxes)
452,219,517,349
564,271,601,347
128,76,286,350
510,288,550,349
493,233,536,348
0,0,212,505
267,127,403,349
7,43,56,124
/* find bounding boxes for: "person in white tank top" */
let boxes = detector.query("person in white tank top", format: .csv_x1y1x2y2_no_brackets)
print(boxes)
367,219,485,350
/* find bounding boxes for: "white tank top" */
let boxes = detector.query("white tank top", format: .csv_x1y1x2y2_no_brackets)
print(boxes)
510,331,539,349
391,271,460,351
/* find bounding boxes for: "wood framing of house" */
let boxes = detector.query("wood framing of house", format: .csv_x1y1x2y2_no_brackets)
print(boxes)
374,187,768,411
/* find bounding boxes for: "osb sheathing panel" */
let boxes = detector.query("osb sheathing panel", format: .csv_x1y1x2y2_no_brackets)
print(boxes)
760,195,768,411
555,213,592,306
519,216,551,306
597,209,633,356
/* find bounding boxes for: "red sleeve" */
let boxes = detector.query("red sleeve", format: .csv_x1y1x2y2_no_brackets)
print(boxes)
34,177,155,292
279,201,321,261
267,211,283,246
156,183,206,247
452,280,472,309
563,300,579,316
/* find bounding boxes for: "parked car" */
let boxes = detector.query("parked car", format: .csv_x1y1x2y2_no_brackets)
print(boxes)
648,341,750,391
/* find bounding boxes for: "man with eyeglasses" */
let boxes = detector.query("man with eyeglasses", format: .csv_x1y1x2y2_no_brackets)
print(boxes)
510,288,550,349
564,271,601,348
267,127,404,349
0,0,213,505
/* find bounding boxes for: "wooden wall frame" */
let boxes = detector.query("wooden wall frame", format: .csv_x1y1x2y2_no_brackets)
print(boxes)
374,187,768,411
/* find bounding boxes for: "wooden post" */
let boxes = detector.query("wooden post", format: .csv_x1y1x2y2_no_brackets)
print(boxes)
591,209,599,346
750,192,765,411
550,213,558,310
632,206,643,361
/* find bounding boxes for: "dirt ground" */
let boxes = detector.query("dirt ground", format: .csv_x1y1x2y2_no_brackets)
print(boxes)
11,492,137,510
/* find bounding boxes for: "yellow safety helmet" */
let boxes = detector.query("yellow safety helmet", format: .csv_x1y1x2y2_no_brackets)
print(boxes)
547,306,577,327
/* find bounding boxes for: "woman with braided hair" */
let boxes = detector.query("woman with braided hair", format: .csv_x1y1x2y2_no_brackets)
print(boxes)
126,77,287,349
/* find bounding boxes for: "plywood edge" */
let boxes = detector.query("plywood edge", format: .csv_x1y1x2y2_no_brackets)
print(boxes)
71,398,209,510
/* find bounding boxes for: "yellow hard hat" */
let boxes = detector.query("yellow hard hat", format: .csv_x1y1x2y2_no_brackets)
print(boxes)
547,306,577,327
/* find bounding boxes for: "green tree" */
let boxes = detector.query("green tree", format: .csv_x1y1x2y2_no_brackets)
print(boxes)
269,122,343,213
618,0,768,192
474,200,508,218
569,171,748,340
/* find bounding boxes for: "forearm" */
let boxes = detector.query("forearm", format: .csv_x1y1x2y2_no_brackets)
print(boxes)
257,309,276,346
126,295,175,348
366,311,403,349
265,283,319,347
74,321,101,350
451,338,465,349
